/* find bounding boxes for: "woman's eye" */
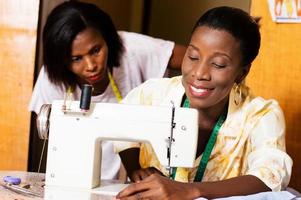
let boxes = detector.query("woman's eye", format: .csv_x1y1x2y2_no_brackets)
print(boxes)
92,47,100,55
188,56,199,61
212,63,226,68
71,56,82,62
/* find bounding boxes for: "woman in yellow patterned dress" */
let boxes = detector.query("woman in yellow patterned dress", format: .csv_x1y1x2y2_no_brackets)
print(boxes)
115,6,292,200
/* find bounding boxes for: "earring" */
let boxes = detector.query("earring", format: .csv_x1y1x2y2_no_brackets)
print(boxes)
234,83,242,106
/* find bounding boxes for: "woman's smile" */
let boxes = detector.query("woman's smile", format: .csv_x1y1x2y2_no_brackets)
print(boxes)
189,84,213,98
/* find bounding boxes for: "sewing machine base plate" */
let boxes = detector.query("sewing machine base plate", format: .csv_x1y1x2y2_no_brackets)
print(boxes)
44,180,128,199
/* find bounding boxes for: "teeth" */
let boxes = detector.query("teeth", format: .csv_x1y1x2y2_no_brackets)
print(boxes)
191,85,208,93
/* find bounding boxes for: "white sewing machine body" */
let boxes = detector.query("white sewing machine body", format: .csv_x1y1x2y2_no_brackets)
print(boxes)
42,100,198,195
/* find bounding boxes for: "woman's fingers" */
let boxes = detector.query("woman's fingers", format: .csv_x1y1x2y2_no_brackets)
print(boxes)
117,174,194,200
131,171,143,182
117,181,148,198
117,174,165,199
131,167,164,182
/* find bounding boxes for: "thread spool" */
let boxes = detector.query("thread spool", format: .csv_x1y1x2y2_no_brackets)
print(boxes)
80,84,92,111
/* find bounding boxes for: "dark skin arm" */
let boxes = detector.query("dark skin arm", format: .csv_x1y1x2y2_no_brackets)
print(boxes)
116,174,271,200
119,148,163,182
167,44,186,70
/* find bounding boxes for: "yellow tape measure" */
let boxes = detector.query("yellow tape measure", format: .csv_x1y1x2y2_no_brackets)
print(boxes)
107,70,122,102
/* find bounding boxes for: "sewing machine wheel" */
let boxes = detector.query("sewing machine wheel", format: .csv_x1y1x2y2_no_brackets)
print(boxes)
36,104,51,140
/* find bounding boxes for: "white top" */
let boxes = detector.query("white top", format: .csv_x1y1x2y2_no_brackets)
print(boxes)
29,31,175,179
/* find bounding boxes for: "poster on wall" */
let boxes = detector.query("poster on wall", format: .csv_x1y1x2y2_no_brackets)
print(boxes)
268,0,301,23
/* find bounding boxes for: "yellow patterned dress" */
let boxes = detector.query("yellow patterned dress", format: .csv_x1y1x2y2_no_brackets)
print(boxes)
115,76,292,191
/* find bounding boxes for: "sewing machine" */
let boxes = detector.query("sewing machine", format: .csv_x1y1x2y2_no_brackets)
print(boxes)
37,99,198,199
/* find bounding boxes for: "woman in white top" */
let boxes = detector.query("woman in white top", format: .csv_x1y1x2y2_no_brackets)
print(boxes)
29,1,185,180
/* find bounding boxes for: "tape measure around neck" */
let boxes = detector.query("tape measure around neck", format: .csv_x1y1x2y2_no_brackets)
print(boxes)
172,96,226,182
107,70,122,103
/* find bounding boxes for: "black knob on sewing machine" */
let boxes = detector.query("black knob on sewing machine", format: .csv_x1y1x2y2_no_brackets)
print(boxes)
80,84,92,111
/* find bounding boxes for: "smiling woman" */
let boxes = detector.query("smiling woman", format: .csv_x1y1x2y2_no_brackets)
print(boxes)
116,6,292,200
182,27,243,111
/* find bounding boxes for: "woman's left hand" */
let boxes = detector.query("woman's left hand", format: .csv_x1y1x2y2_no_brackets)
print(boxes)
116,173,199,200
130,167,164,182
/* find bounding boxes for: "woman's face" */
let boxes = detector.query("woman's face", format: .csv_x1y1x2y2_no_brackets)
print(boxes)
182,26,245,110
69,27,109,88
